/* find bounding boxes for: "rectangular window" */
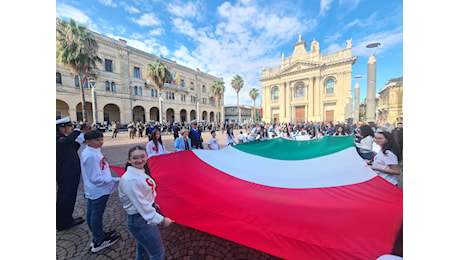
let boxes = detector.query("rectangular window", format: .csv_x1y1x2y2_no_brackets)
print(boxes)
105,59,113,72
134,67,141,78
190,82,194,90
180,79,185,87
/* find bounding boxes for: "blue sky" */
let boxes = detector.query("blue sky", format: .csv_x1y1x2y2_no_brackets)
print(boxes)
56,0,403,106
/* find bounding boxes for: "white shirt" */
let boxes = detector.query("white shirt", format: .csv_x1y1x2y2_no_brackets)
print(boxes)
226,134,237,145
80,146,120,200
373,150,399,185
118,166,164,225
208,137,219,150
146,140,169,157
247,127,258,142
355,136,374,153
238,134,247,143
295,135,311,141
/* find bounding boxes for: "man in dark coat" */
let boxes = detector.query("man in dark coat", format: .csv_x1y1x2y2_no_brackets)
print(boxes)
189,120,204,149
56,117,85,231
391,122,403,157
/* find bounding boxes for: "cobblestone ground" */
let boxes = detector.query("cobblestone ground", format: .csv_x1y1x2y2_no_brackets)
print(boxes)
56,130,282,260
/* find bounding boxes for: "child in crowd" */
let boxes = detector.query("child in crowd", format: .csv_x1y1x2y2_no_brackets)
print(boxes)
146,129,170,157
208,130,219,150
80,130,120,252
226,128,237,146
119,146,174,259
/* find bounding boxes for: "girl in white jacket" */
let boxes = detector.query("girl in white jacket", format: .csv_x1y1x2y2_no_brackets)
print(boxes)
119,145,174,259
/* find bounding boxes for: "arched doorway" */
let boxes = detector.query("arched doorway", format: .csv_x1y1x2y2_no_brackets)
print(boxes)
202,111,207,121
190,110,196,121
76,102,93,123
210,111,215,122
56,99,69,119
166,108,175,123
180,109,187,122
150,107,159,122
133,105,145,122
103,104,120,123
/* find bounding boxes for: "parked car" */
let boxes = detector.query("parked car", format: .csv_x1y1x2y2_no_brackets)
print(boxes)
117,124,128,132
94,123,107,133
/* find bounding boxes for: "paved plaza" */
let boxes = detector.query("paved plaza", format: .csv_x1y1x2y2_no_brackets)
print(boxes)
56,130,282,260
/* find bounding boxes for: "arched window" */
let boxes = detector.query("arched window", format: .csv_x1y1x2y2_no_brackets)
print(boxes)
139,87,143,96
295,84,305,98
326,79,335,94
134,86,138,95
105,81,110,91
111,82,116,92
75,76,80,87
56,73,62,84
272,87,279,101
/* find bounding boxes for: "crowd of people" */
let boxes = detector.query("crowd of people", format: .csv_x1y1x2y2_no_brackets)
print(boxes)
57,116,403,257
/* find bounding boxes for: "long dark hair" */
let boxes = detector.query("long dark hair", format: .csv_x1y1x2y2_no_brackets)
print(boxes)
377,131,402,162
124,145,153,179
227,128,234,137
149,129,163,148
359,125,375,138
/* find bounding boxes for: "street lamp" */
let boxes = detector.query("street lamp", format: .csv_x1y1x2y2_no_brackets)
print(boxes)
365,42,380,123
89,78,98,123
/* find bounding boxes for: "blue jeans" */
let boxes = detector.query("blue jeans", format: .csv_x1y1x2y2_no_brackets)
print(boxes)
86,195,109,244
127,213,165,260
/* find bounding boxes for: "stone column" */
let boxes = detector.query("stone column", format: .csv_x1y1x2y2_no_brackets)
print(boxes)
366,56,377,122
354,83,360,122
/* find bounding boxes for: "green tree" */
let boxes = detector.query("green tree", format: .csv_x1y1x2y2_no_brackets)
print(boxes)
146,59,171,123
211,79,225,122
56,18,102,122
231,74,244,123
249,88,259,122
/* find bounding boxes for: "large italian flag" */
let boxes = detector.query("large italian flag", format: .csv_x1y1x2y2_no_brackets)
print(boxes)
113,136,402,259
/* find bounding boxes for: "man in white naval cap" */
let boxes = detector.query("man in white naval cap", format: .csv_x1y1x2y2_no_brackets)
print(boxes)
56,117,85,231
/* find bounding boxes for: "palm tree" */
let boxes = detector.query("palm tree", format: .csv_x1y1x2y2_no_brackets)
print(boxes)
249,88,259,123
56,18,102,122
210,79,225,122
231,74,244,123
146,59,171,123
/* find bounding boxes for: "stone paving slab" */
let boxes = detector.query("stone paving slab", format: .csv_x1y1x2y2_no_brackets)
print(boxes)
56,130,281,259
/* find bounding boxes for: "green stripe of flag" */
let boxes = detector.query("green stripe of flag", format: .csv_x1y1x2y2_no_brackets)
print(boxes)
233,136,355,160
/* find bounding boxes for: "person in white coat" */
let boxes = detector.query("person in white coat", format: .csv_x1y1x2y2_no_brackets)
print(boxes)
146,129,170,157
119,146,174,260
80,130,120,252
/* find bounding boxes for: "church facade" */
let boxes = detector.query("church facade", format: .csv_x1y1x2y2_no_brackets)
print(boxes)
259,35,357,124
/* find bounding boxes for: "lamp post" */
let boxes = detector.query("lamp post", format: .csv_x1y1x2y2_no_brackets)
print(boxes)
89,78,98,123
365,42,380,123
353,75,362,122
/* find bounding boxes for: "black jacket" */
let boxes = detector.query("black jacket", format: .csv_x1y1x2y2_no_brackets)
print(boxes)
189,128,203,149
56,130,81,180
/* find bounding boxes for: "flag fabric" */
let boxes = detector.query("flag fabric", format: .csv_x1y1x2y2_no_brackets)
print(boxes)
110,136,402,260
81,73,87,87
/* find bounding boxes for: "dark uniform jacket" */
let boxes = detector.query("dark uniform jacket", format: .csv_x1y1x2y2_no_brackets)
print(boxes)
56,130,81,180
189,128,203,149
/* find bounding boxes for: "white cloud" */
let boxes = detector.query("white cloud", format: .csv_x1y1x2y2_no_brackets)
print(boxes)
132,12,161,27
168,0,317,106
352,28,403,57
56,4,99,32
167,1,202,20
149,28,164,36
98,0,117,8
56,4,91,24
319,0,334,17
120,2,140,14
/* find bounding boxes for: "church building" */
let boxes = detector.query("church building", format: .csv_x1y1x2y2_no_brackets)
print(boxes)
259,35,357,123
